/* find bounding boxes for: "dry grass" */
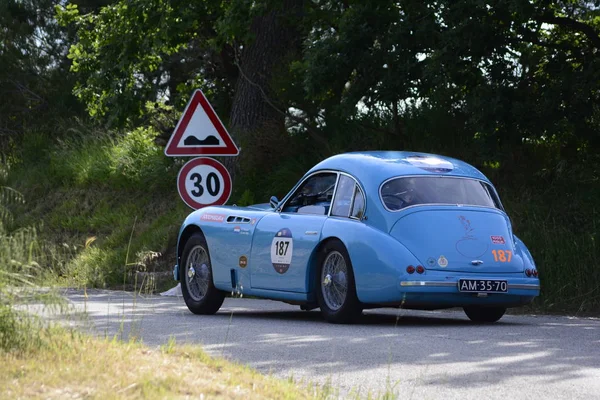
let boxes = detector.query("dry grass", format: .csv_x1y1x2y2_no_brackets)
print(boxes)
0,329,323,400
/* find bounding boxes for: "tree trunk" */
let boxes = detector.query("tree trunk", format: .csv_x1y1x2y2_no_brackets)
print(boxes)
225,1,304,183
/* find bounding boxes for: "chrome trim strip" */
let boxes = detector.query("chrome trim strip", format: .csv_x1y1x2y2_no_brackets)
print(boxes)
327,173,341,217
331,171,367,219
350,180,366,220
400,281,456,287
399,281,540,290
508,283,541,290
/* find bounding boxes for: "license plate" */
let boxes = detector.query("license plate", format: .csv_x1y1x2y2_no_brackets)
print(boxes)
458,279,507,293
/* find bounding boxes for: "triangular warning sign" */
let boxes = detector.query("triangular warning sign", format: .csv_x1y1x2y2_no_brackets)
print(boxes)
164,90,239,156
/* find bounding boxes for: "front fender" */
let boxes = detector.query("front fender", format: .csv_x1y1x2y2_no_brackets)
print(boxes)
321,218,420,304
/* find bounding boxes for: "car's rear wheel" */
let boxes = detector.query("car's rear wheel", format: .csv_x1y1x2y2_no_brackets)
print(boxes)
463,306,506,323
180,232,225,315
316,241,362,323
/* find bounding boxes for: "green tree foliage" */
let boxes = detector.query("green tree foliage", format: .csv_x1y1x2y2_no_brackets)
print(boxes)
0,0,82,143
62,1,600,162
57,0,236,128
295,1,600,164
51,0,600,207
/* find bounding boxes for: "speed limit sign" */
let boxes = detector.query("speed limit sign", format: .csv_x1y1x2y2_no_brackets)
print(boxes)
177,157,232,209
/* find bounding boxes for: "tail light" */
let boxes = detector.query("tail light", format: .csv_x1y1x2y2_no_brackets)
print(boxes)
406,265,415,274
416,265,425,274
525,269,532,277
532,269,538,277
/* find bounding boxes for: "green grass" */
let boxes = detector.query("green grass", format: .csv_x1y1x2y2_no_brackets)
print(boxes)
7,126,188,289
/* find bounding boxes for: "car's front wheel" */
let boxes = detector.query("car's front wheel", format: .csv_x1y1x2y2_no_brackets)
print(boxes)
316,241,362,323
463,306,506,323
180,232,225,315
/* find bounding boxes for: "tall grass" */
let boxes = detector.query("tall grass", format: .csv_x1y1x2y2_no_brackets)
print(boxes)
8,124,187,289
0,161,46,352
504,178,600,313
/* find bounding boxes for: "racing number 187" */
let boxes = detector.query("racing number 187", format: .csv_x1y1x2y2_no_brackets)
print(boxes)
491,249,512,263
274,241,289,256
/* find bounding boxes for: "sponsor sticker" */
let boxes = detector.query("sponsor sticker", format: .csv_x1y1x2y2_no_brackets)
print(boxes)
438,255,448,268
239,255,248,268
491,235,506,245
200,213,226,223
233,226,250,235
271,228,293,274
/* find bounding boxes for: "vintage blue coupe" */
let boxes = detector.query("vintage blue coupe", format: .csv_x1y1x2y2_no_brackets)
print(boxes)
173,152,540,323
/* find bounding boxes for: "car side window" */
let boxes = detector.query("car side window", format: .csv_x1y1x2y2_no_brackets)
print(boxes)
332,175,355,217
351,186,365,219
284,172,337,214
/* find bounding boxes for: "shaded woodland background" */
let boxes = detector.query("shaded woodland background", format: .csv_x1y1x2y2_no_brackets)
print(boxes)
1,0,599,312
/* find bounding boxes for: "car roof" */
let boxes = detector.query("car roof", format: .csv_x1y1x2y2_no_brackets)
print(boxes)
306,151,490,185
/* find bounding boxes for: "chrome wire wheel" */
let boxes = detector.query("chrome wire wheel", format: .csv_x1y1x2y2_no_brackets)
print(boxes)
321,250,348,311
185,245,211,302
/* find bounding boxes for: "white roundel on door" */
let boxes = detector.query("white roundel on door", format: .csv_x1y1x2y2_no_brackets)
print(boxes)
271,228,293,274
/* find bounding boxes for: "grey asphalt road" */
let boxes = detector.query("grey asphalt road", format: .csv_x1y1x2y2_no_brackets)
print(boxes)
54,289,600,399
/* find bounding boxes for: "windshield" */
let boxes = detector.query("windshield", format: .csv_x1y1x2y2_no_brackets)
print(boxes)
380,176,502,211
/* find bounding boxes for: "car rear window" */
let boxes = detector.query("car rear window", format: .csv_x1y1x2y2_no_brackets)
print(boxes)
380,176,502,211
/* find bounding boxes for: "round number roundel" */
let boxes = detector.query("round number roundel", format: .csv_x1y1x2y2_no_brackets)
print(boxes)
177,157,232,209
271,228,293,274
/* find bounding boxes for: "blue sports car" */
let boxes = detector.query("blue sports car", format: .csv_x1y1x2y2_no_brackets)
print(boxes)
173,152,540,323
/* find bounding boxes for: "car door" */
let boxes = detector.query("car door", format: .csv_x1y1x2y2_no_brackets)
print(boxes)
250,172,338,292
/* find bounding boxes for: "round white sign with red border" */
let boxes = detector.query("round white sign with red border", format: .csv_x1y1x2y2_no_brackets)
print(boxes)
177,157,232,209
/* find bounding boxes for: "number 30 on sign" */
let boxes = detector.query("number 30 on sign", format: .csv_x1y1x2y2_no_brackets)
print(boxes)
177,157,232,209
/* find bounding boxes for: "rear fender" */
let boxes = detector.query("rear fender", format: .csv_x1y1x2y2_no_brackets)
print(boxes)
514,235,536,270
319,218,420,304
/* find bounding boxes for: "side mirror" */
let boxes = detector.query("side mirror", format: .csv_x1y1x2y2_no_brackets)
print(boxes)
269,196,279,209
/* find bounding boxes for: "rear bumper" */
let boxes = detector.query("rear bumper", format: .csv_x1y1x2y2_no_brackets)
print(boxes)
365,273,540,309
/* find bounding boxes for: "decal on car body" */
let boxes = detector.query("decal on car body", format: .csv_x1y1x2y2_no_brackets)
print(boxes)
438,255,448,268
200,213,226,223
491,235,506,244
271,228,293,274
455,215,489,258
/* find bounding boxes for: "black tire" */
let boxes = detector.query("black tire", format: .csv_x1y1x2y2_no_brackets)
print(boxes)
180,232,225,315
316,240,362,323
463,306,506,323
